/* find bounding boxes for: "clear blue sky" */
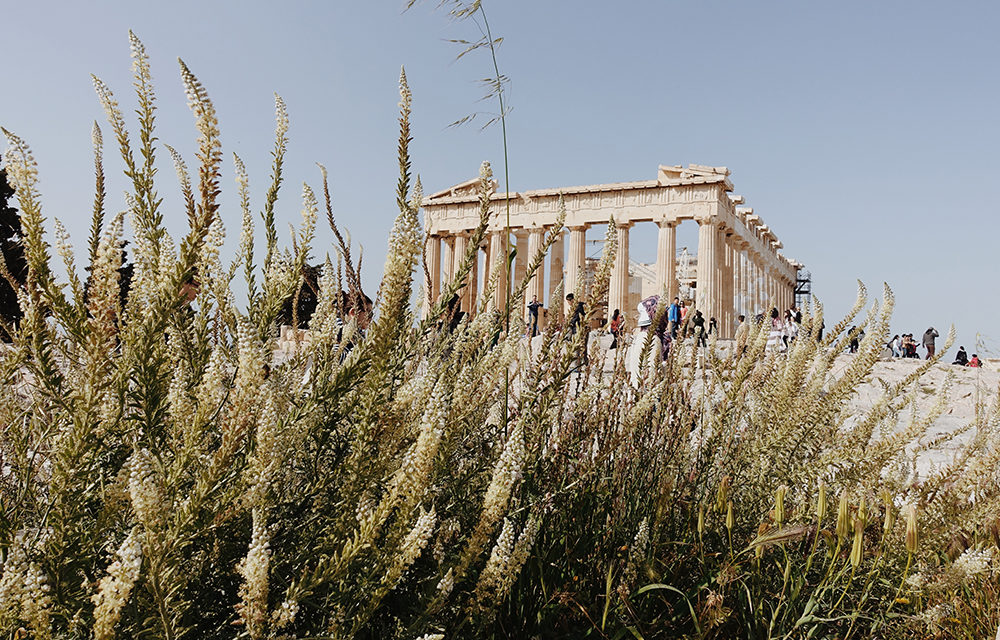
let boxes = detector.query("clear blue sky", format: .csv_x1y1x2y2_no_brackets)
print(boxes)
3,1,997,356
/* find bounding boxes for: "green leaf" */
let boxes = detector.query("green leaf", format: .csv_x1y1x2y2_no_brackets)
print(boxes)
636,583,701,634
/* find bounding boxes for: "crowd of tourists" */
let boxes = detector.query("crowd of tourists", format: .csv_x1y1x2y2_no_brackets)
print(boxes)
761,305,807,351
870,330,983,368
524,295,987,374
885,330,938,359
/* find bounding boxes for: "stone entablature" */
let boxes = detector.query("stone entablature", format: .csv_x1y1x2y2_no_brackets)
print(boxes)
421,164,803,339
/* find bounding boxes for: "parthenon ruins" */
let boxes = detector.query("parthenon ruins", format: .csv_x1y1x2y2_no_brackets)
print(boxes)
421,164,802,339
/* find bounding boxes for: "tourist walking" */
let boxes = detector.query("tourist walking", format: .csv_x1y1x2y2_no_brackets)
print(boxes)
692,310,707,348
526,294,541,338
565,293,584,336
848,326,859,354
785,311,799,345
564,292,588,366
782,309,796,348
922,327,939,359
609,308,623,349
626,297,665,385
668,297,681,338
766,308,783,350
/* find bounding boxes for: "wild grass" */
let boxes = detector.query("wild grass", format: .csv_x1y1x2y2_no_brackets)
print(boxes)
0,34,998,640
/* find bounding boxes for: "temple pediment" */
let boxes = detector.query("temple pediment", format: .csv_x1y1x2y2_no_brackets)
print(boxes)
427,177,499,201
657,164,730,186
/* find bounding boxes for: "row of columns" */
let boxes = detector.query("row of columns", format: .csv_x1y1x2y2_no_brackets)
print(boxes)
423,220,796,337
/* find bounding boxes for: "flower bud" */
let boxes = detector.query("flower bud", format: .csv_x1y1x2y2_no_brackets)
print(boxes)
725,501,734,532
775,485,788,528
697,505,705,539
836,491,851,544
816,481,827,523
850,517,864,568
715,476,730,514
905,505,918,554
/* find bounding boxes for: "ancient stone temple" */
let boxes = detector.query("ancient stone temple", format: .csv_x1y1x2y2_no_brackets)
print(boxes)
421,164,802,339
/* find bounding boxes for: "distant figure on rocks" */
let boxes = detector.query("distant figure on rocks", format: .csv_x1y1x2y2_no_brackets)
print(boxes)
969,353,983,368
922,327,939,359
953,346,969,366
708,316,718,336
848,326,859,354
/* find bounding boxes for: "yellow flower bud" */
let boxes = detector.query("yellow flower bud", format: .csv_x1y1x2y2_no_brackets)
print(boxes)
726,500,734,532
697,505,705,539
716,476,730,514
775,485,788,528
850,517,864,568
816,481,827,523
837,491,851,544
905,505,918,554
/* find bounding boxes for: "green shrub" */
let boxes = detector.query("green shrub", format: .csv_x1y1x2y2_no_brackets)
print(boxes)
1,34,998,640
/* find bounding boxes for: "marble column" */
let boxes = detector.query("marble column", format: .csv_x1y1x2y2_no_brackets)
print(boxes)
512,230,529,316
452,233,468,312
441,234,455,294
467,244,479,313
488,230,508,312
735,243,747,318
722,233,733,337
655,220,677,299
696,219,717,317
608,222,631,318
714,224,726,329
766,266,776,310
513,230,529,290
424,234,442,318
566,225,587,308
549,231,564,308
526,227,545,318
777,271,784,311
752,255,762,315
